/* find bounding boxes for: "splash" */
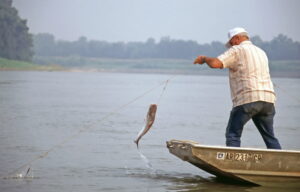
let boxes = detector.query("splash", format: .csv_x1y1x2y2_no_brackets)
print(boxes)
137,149,156,174
3,166,34,180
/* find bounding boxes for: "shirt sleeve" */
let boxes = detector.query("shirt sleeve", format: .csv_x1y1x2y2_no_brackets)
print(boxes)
217,47,238,69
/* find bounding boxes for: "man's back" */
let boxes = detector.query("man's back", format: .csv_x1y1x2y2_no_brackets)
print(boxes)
218,41,276,107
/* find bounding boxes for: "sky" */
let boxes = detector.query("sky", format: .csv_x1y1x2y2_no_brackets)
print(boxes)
13,0,300,44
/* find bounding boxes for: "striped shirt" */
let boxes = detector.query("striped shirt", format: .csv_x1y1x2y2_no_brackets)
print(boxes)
217,41,276,107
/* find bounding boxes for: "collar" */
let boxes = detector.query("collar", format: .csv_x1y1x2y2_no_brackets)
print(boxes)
228,40,252,49
240,40,252,45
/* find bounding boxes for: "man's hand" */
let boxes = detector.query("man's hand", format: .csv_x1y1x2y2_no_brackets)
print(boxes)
193,56,223,68
193,55,206,64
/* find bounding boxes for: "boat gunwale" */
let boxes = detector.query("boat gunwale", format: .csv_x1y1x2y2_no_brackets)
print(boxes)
169,140,300,153
186,143,300,154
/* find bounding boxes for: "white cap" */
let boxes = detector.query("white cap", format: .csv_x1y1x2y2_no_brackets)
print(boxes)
225,27,248,48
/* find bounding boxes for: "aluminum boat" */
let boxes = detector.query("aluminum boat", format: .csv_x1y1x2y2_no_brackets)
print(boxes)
166,140,300,187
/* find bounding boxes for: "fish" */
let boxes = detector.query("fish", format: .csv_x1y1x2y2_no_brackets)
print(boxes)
134,104,157,148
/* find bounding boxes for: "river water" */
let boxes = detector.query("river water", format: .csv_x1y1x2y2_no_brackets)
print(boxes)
0,71,299,192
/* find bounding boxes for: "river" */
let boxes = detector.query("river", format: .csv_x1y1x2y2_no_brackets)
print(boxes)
0,71,299,192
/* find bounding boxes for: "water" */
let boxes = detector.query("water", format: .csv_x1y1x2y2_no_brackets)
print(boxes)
0,71,299,192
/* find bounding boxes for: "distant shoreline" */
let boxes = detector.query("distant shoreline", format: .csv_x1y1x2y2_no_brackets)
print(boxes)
1,67,299,79
65,68,300,78
1,57,299,78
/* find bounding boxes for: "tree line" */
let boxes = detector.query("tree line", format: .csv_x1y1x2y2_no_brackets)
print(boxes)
0,0,33,61
1,0,300,62
33,33,300,61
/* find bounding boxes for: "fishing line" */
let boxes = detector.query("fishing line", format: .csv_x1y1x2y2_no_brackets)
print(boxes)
134,75,176,171
157,79,171,104
2,74,177,180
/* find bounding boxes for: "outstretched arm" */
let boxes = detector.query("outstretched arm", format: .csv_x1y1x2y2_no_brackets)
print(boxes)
193,55,223,69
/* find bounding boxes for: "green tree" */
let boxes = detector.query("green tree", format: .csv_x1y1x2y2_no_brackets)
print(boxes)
267,34,300,60
0,0,33,61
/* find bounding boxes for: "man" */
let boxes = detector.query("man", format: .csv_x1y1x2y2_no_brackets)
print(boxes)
194,27,281,149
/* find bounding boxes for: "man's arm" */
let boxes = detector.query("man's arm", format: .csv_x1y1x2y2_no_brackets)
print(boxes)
193,55,223,69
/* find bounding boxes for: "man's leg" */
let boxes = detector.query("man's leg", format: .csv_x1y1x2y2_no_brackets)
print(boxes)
252,102,282,149
225,105,252,147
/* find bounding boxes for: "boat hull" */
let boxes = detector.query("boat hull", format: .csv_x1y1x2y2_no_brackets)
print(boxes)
166,140,300,187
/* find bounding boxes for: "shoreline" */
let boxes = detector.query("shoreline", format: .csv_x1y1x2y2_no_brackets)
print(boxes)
1,67,299,79
1,57,299,78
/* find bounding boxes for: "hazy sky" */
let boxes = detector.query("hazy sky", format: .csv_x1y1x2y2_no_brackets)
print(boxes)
13,0,300,43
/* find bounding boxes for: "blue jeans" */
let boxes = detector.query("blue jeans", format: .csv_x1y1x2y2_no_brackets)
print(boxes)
226,101,281,149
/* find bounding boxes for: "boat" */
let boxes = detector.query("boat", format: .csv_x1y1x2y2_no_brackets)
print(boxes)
166,139,300,188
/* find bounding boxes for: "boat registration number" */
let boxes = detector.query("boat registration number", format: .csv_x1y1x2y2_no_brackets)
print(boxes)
216,152,263,162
